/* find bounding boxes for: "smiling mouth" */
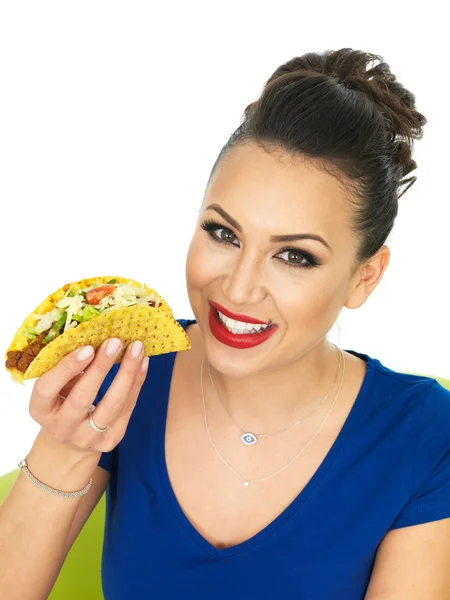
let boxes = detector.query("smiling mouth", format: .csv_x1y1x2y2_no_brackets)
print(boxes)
214,307,274,335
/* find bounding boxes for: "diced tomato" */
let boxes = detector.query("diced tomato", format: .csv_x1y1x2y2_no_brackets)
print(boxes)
85,284,116,305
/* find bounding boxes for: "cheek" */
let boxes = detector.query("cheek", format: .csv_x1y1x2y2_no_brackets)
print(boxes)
185,235,216,290
281,277,344,330
186,234,233,289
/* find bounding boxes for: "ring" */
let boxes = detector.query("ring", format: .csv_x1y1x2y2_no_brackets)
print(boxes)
88,405,110,433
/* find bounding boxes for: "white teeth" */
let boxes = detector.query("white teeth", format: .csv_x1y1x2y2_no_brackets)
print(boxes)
227,318,236,330
216,310,270,335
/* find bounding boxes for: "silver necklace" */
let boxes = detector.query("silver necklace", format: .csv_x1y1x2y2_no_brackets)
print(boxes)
208,345,341,446
201,347,346,487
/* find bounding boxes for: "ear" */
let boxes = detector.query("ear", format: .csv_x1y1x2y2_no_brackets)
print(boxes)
345,245,390,309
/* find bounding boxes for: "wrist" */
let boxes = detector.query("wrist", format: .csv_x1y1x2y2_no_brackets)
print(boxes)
25,429,101,493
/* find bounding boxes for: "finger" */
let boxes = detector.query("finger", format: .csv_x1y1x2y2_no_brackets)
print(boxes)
31,346,96,414
57,372,85,402
54,337,124,431
114,355,149,429
52,373,85,412
71,348,148,451
81,340,145,432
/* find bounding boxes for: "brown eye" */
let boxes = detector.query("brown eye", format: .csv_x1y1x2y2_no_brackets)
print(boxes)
275,248,318,269
220,229,236,243
287,250,302,264
200,220,240,247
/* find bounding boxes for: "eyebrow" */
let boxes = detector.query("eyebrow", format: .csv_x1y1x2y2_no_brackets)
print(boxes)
205,203,333,254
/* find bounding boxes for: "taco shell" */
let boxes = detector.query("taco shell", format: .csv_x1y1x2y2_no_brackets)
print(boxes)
6,276,191,383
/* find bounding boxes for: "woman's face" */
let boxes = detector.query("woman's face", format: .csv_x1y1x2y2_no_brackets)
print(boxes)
185,142,373,377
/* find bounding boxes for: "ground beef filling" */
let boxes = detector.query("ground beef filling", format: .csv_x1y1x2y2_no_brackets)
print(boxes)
5,328,53,373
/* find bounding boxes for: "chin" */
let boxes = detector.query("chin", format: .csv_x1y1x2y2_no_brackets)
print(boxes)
205,353,256,379
202,334,275,379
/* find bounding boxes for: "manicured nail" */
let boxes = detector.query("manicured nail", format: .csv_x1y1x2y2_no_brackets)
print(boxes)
141,356,149,372
78,346,94,360
131,340,143,358
105,338,121,357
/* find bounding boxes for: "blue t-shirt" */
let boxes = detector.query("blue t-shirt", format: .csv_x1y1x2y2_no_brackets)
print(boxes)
94,319,450,599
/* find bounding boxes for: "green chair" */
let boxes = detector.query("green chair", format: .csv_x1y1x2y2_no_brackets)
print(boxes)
1,373,449,599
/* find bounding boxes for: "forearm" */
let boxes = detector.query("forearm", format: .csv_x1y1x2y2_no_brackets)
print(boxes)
0,428,101,600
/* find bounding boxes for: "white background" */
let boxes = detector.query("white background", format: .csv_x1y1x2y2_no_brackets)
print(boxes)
0,1,448,475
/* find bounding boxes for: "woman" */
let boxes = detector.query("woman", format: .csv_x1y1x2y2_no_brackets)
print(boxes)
2,48,450,599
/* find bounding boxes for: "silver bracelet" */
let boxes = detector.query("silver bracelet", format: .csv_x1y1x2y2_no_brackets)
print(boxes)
18,457,93,499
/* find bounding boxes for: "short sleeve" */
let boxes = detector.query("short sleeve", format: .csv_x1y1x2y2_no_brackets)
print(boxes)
390,380,450,529
92,363,120,473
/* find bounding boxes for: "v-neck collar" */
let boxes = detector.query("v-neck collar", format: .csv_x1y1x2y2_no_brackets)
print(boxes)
156,328,376,559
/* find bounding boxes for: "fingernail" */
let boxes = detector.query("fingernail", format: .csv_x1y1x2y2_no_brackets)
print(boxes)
141,356,149,372
78,346,94,360
105,338,121,357
131,340,143,358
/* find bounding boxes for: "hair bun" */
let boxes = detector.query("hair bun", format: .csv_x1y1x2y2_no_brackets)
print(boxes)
327,49,427,178
293,48,426,199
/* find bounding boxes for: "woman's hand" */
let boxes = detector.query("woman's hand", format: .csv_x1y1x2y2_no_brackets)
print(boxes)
28,337,149,455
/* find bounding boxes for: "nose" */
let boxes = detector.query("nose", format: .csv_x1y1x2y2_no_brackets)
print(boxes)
221,252,267,307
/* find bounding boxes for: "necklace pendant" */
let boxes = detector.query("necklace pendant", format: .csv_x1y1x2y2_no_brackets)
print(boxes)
241,433,258,446
244,481,250,487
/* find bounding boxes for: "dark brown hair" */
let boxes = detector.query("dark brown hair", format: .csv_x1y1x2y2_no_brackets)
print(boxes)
206,48,427,265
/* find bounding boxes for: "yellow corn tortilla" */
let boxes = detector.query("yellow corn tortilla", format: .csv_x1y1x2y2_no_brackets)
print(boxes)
6,276,191,383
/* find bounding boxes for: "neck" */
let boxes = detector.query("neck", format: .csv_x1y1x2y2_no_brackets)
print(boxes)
204,341,341,433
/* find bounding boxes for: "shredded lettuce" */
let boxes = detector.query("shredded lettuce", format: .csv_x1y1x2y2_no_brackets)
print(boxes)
22,326,38,342
43,313,68,344
71,306,99,323
25,281,161,346
34,308,64,334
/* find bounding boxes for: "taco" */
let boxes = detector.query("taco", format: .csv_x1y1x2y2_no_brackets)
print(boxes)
5,276,191,383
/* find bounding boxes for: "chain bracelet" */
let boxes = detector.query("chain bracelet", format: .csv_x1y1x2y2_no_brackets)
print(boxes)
18,457,93,498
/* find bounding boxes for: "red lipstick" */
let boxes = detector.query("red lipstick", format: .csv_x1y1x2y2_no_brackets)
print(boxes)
208,304,277,350
209,301,269,325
